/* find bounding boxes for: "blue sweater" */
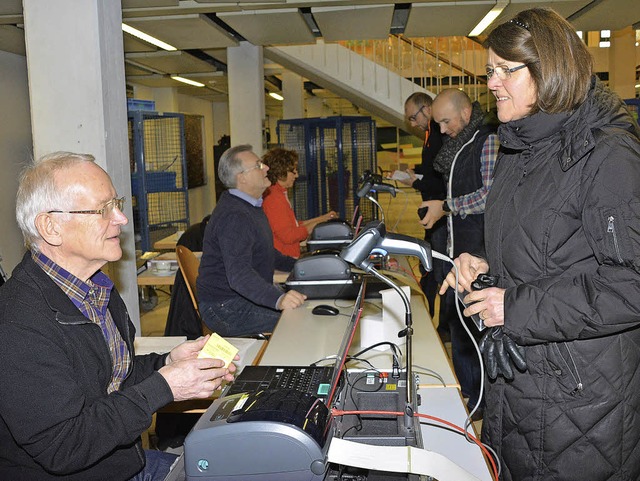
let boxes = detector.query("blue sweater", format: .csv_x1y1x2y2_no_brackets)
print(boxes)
197,191,295,308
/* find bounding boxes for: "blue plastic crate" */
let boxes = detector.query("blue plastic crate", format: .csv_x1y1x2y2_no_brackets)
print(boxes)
127,98,156,112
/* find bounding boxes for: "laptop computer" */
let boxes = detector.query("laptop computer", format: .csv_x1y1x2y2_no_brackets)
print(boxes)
224,279,367,407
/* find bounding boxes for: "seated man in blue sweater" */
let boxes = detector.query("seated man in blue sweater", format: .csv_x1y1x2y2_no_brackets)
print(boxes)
197,144,307,336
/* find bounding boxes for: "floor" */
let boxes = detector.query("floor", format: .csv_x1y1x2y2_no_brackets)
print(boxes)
140,287,172,337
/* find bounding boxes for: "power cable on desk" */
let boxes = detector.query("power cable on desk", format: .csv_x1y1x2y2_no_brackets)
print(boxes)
349,342,402,378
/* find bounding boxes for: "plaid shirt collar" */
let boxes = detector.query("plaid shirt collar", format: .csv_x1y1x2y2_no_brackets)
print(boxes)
31,250,113,314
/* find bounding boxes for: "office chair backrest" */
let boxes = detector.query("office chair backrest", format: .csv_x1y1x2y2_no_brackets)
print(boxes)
176,245,213,336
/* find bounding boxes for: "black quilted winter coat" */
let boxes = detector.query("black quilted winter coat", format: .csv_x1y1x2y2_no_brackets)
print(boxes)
482,77,640,481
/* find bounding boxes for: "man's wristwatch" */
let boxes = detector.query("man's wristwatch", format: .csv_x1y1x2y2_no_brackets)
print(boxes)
442,200,452,215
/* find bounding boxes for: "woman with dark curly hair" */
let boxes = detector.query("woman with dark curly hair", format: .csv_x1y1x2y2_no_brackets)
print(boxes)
262,148,336,257
441,7,640,480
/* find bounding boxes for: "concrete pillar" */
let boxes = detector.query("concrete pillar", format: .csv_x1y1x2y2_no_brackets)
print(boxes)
282,71,305,119
22,0,140,330
609,27,636,100
227,42,265,155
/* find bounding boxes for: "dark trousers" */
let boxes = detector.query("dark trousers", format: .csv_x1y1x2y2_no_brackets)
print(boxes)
441,289,482,409
200,296,280,337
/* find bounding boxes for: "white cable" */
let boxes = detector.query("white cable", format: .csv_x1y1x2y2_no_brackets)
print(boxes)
431,251,485,437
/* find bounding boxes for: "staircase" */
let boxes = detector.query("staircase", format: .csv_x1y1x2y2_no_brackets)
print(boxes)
265,41,434,130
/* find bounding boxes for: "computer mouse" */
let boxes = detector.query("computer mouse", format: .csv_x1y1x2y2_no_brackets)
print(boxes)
312,304,340,316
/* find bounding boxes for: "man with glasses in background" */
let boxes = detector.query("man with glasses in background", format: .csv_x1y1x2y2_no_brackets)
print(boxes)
400,92,447,334
198,144,306,337
0,152,237,480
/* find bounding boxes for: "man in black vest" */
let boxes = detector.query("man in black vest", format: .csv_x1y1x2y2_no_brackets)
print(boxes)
419,89,499,418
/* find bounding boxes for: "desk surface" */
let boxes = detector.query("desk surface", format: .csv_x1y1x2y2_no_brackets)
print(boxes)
261,296,458,389
154,233,180,250
418,387,492,481
137,269,177,286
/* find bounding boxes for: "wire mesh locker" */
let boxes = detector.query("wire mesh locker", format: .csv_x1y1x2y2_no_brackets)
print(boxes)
128,111,190,252
277,116,377,225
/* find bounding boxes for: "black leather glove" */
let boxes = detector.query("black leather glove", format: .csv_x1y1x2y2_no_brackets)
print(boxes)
479,326,527,380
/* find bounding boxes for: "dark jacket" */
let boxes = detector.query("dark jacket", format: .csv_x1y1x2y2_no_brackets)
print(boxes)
197,191,295,309
483,78,640,481
412,119,445,201
0,253,174,481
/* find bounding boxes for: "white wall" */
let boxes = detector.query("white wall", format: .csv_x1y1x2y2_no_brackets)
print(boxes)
0,50,33,274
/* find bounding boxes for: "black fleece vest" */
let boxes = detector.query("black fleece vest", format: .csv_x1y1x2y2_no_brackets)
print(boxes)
450,123,496,256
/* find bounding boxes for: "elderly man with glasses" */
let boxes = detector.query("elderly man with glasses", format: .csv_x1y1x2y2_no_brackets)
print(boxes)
0,151,237,481
197,144,306,337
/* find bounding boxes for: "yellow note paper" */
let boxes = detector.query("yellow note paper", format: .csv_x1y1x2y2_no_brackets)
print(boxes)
197,333,239,368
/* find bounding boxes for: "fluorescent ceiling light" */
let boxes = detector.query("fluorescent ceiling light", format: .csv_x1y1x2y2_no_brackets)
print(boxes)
122,23,177,51
599,41,611,48
269,92,284,101
171,76,205,87
469,0,508,37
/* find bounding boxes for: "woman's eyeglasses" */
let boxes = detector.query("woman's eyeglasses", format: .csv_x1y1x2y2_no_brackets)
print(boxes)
486,64,528,80
48,197,126,220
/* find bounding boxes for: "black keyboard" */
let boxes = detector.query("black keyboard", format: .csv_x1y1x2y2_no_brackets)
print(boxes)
226,366,334,402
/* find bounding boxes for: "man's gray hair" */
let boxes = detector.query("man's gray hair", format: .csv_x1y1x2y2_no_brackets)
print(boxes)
218,144,254,189
16,151,96,249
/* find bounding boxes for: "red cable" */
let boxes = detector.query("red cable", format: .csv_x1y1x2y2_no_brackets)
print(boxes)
331,408,499,481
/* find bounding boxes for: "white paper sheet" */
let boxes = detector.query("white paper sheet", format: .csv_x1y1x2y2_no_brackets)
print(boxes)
327,438,483,481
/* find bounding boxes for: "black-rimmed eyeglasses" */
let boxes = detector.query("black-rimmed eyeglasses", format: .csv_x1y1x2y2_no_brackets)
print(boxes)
486,64,528,80
239,161,265,174
408,105,426,122
48,197,125,220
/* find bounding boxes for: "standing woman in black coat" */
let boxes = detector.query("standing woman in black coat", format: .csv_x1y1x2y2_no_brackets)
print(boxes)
442,8,640,481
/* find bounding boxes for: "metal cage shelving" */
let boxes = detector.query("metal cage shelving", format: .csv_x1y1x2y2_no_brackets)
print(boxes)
128,111,190,252
277,116,377,224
